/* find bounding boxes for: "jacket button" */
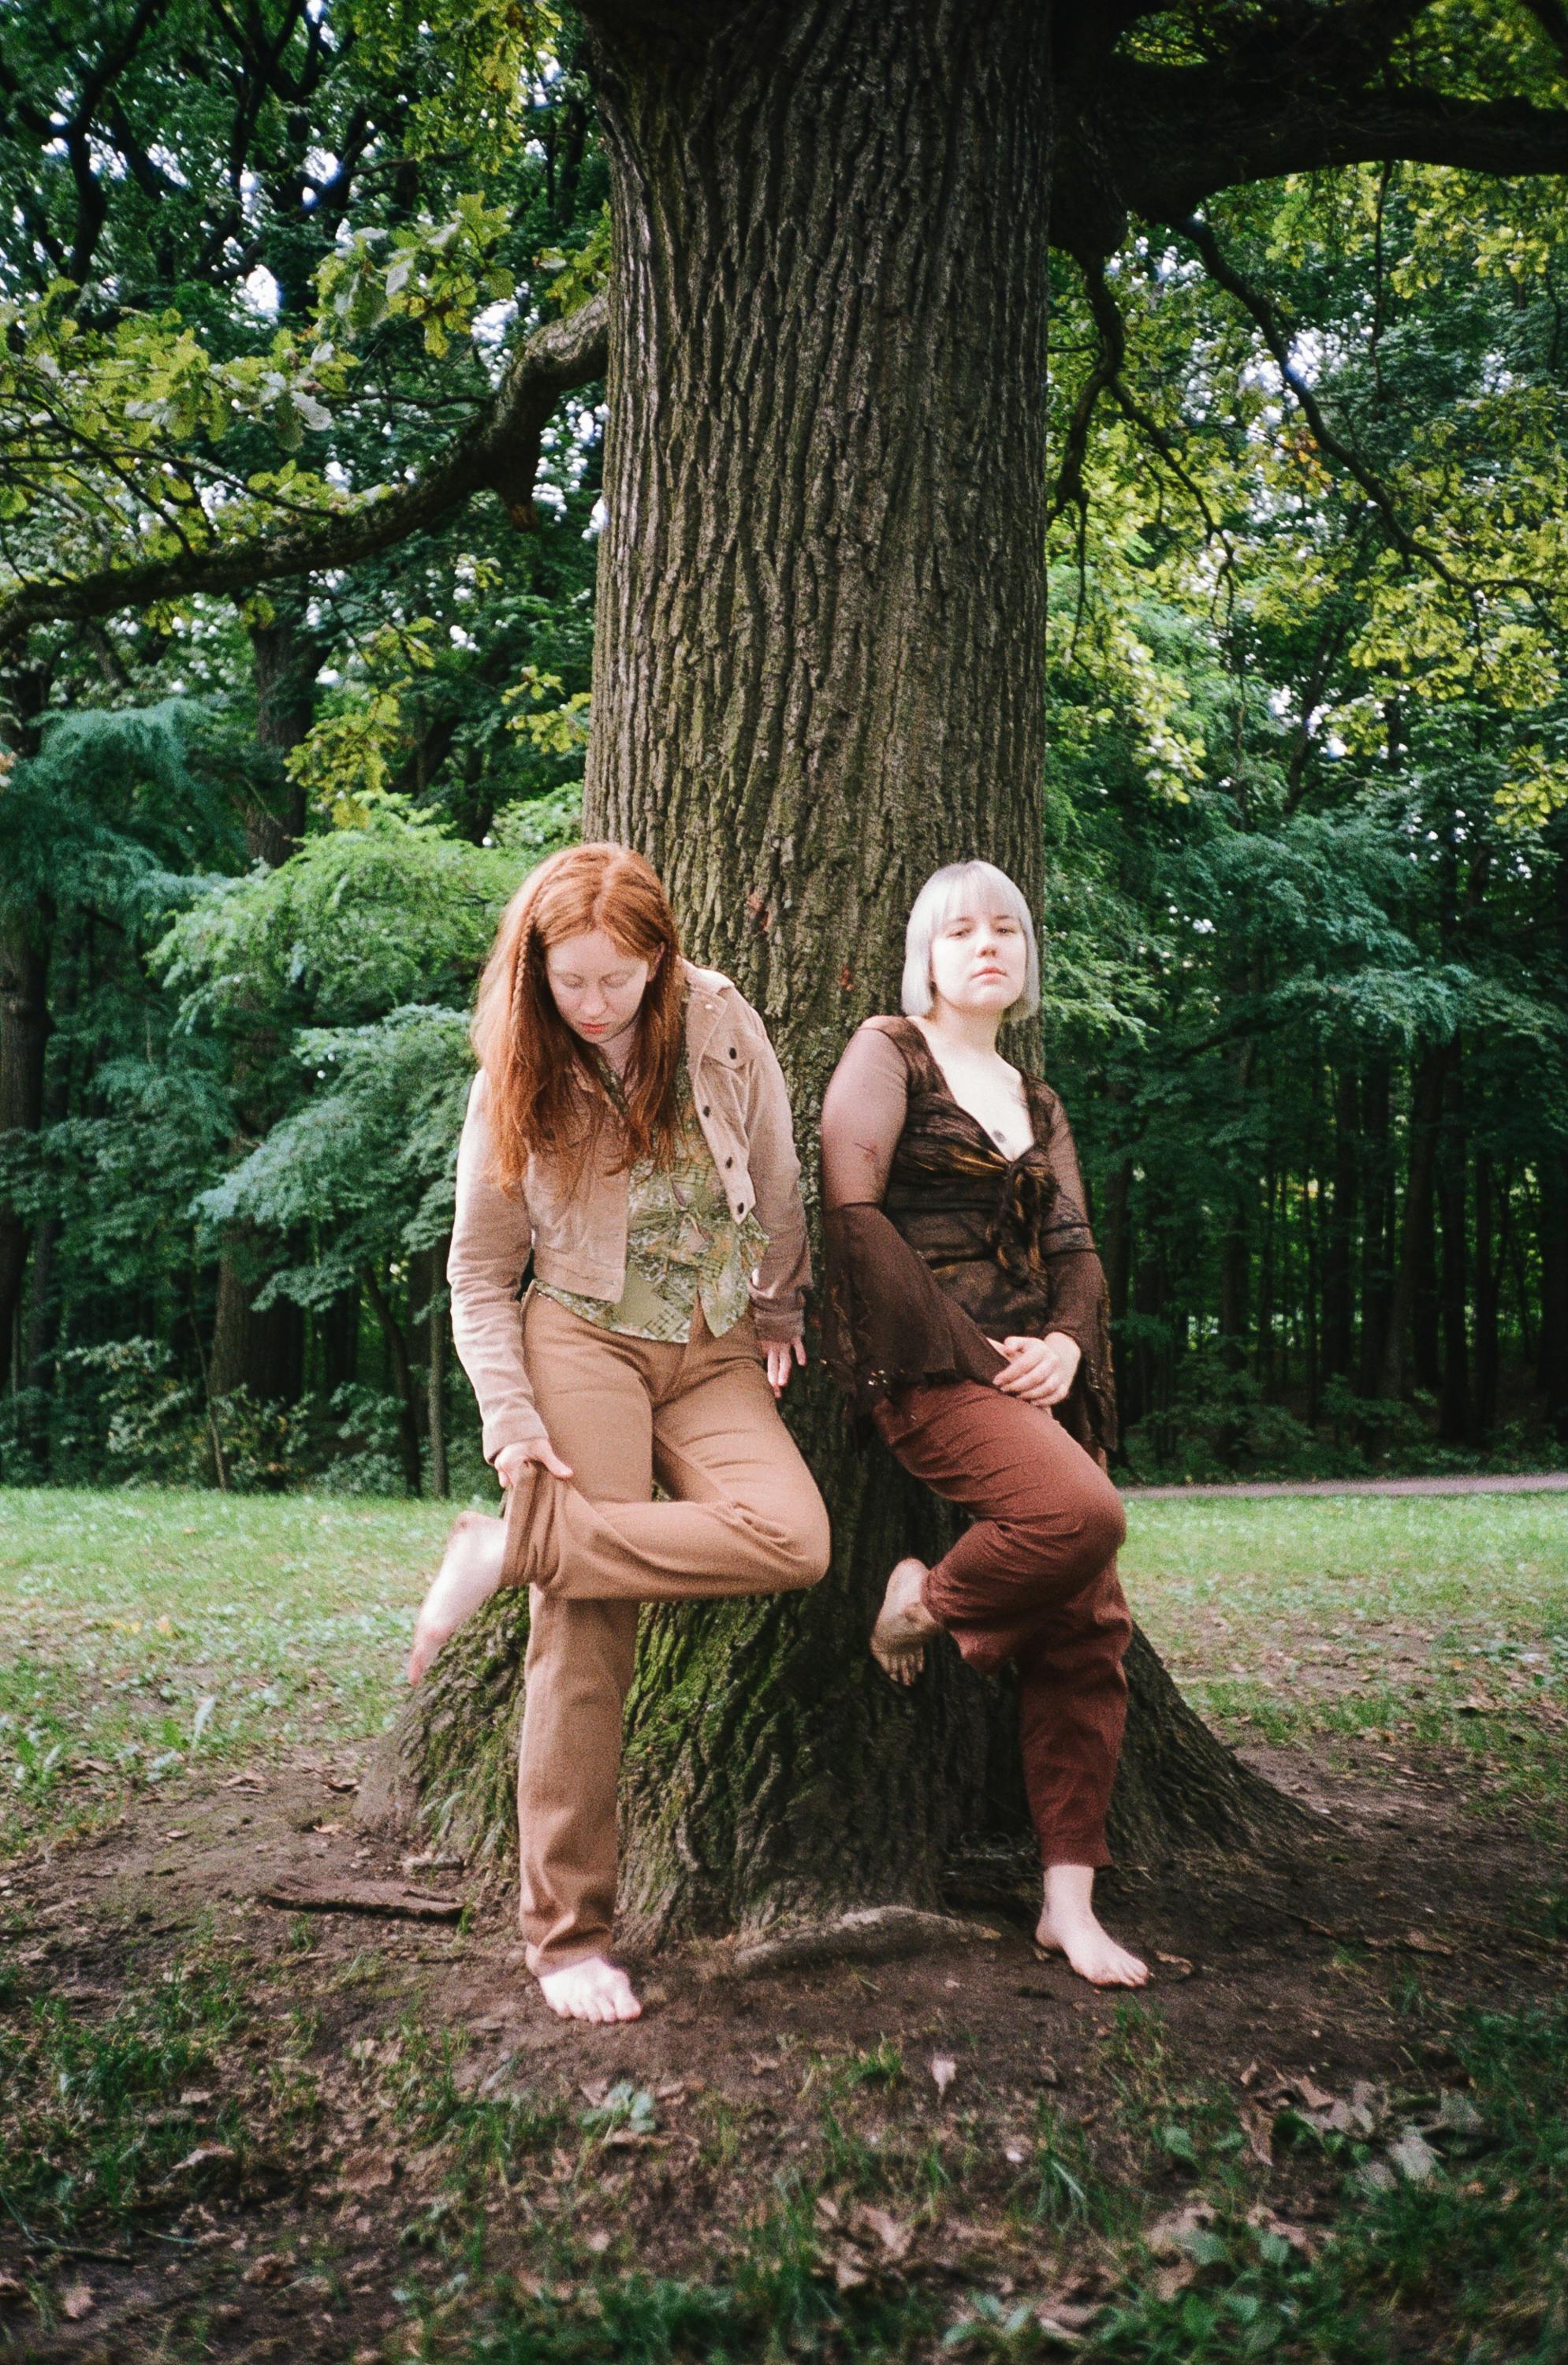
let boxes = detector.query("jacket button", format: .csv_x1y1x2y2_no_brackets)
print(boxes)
702,1104,710,1116
724,1156,734,1168
728,1045,737,1059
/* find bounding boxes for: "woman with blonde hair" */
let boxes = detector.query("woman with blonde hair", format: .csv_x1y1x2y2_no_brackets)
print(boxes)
409,843,830,2024
820,859,1143,1987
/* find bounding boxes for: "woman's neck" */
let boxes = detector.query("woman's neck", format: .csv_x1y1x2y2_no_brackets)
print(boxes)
919,1001,1004,1060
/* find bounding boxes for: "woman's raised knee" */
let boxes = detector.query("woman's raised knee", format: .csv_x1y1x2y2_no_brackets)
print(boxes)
778,1494,832,1589
1017,1473,1125,1588
1085,1476,1127,1566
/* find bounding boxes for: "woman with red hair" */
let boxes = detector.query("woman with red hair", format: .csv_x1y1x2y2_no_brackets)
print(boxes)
409,843,829,2024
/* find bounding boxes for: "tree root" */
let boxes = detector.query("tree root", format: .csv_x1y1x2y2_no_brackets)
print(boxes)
707,1905,1006,1980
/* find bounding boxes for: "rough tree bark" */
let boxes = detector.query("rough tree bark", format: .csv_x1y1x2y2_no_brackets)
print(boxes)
368,0,1303,1935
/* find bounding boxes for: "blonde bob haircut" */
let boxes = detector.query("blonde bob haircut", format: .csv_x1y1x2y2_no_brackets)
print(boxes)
900,859,1041,1021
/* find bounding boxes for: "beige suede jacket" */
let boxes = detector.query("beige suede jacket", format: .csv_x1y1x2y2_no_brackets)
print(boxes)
447,961,811,1463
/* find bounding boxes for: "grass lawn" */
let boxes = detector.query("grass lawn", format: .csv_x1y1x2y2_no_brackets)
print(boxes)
3,1484,1564,1858
2,1484,1566,2363
1123,1492,1568,1822
0,1488,456,1853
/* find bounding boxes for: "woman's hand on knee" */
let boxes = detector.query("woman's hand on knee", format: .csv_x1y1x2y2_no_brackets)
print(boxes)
987,1331,1081,1407
763,1337,806,1399
494,1434,574,1486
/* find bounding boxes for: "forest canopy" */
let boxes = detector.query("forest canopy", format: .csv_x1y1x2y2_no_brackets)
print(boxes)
1,0,1566,1491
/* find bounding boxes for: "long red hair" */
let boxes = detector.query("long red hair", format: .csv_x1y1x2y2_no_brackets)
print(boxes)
472,842,687,1195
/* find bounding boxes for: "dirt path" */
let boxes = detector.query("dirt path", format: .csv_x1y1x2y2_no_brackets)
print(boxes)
1126,1470,1568,1501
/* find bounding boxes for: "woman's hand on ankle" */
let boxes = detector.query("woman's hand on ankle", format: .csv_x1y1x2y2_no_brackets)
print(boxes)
495,1434,574,1486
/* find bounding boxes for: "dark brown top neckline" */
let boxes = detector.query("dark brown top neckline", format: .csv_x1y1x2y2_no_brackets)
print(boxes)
885,1017,1047,1170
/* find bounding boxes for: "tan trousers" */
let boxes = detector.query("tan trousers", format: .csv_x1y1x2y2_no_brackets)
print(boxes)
508,1289,830,1972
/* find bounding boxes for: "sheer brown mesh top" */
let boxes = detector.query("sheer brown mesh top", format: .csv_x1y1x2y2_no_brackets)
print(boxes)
819,1018,1115,1454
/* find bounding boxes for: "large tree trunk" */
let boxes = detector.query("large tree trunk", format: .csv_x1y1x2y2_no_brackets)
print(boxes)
370,0,1303,1928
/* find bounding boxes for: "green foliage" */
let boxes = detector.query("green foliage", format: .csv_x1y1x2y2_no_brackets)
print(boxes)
315,196,516,357
158,805,522,1028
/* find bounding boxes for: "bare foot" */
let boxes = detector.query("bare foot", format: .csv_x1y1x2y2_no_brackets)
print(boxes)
1035,1862,1148,1988
870,1555,940,1685
538,1956,642,2023
407,1510,507,1685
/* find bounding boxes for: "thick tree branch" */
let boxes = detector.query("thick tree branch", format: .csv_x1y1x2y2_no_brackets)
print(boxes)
1053,55,1568,263
1047,264,1126,527
0,292,608,648
1115,81,1568,225
1176,211,1556,609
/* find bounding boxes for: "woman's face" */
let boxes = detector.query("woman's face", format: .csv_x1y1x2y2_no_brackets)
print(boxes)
927,897,1029,1019
543,926,658,1049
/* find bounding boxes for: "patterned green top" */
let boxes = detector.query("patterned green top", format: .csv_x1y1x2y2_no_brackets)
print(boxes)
535,1054,769,1344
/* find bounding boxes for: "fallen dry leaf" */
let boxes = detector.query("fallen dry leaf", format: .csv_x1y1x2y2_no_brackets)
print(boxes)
174,2143,237,2175
1291,2076,1338,2113
1399,1929,1454,1957
61,2285,95,2321
832,2248,868,2292
339,2148,398,2195
1145,2202,1217,2260
1387,2130,1441,2184
929,2054,957,2097
851,2204,913,2262
1154,1951,1195,1979
221,1772,266,1792
584,2229,612,2255
0,2272,24,2302
1037,2300,1102,2333
1246,2205,1317,2256
178,2088,214,2108
241,2254,292,2287
1238,2100,1275,2166
1153,2261,1196,2303
325,1775,359,1793
1238,2058,1262,2088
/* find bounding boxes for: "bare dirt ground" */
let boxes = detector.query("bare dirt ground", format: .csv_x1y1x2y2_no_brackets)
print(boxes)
5,1728,1564,2363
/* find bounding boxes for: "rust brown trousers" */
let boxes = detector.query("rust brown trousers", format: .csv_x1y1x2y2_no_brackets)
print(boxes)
874,1378,1130,1869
